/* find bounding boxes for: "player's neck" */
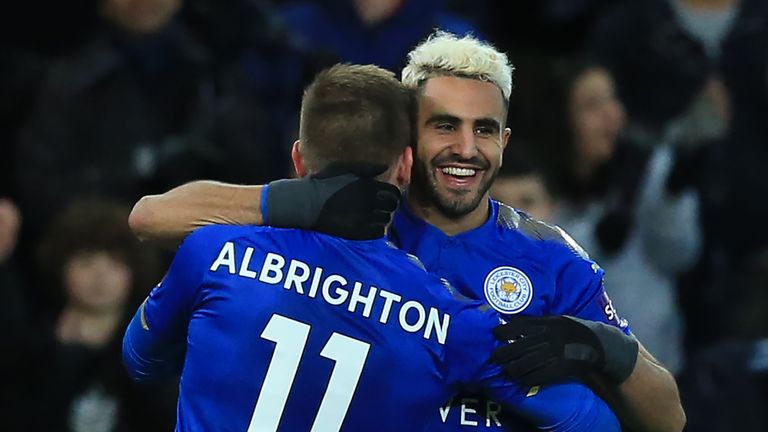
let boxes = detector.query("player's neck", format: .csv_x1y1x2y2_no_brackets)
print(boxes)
408,195,491,236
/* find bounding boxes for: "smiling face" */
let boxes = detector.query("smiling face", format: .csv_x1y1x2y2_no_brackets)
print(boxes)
64,251,132,313
411,76,511,220
570,68,625,168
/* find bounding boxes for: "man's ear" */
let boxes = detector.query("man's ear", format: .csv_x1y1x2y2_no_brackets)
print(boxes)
395,146,413,187
291,140,308,178
500,127,512,166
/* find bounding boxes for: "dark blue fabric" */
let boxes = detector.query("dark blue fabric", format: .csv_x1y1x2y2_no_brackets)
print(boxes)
123,224,620,431
278,0,482,72
390,198,630,430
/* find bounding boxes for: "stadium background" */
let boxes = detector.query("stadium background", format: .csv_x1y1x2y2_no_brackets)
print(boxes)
1,0,766,430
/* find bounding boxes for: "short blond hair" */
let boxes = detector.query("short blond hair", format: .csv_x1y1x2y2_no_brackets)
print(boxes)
402,31,514,100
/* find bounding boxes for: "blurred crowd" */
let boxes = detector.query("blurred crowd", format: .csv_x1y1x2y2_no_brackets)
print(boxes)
1,0,767,431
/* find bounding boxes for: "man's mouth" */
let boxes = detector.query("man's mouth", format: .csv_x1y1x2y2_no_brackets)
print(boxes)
440,166,477,177
436,165,484,189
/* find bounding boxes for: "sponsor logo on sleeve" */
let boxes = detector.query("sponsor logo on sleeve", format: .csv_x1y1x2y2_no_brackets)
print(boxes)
599,292,628,328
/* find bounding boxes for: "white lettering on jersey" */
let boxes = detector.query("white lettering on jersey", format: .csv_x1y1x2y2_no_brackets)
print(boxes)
439,398,453,423
378,290,402,325
425,307,450,346
486,400,502,427
348,282,378,318
399,301,426,334
322,274,349,306
308,266,324,298
239,247,258,279
284,259,310,294
210,241,236,274
259,252,285,284
437,398,504,428
209,247,452,345
460,398,479,426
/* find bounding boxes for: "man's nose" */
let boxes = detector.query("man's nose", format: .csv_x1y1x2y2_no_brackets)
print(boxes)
452,126,479,159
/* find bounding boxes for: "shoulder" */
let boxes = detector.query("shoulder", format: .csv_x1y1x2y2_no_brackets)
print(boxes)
186,224,259,243
182,225,293,254
495,202,591,262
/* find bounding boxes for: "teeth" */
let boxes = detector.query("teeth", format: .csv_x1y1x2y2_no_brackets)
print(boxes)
441,167,476,177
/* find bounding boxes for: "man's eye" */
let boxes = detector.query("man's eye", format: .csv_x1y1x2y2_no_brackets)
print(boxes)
475,127,493,136
436,123,455,132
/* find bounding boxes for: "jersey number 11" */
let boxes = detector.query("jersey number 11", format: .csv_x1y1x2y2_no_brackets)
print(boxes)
248,314,371,432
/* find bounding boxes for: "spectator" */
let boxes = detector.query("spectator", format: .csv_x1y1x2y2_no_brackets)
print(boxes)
0,49,47,199
677,249,768,431
29,200,174,432
588,0,768,351
14,0,292,241
277,0,482,73
490,143,554,221
0,198,31,431
486,0,620,53
527,62,701,373
182,0,327,144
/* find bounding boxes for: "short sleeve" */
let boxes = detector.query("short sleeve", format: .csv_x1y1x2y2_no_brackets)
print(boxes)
549,246,631,335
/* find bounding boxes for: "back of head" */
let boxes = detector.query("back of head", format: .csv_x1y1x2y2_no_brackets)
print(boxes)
401,31,514,103
299,64,414,173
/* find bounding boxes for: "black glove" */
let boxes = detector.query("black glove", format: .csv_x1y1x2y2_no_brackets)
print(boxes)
265,162,401,240
492,315,638,386
595,209,633,255
666,146,706,196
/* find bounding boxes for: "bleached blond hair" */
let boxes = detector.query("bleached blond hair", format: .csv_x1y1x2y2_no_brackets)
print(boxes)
402,31,514,101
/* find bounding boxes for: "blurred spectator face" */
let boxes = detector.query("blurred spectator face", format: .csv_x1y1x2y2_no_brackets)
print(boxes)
354,0,404,25
413,76,510,217
492,174,554,221
64,252,132,312
569,68,625,167
0,199,21,263
102,0,182,34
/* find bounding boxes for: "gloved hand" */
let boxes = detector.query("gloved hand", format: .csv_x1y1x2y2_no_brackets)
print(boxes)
595,209,633,255
666,146,706,196
492,315,639,386
265,162,401,240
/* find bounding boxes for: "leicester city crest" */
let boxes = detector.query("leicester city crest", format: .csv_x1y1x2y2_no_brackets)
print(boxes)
483,266,534,314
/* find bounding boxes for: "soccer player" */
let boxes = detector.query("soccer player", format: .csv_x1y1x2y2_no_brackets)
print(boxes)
128,34,685,431
123,64,619,431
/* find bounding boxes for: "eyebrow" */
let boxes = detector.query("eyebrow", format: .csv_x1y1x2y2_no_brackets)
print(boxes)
424,113,462,126
424,113,502,134
475,118,501,133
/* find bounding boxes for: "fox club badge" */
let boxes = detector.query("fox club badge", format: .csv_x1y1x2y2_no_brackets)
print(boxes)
483,266,533,314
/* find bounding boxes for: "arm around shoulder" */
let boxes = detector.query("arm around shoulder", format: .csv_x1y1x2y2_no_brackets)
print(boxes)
129,181,264,246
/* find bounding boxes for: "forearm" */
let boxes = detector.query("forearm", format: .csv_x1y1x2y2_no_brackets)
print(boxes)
591,343,685,432
122,306,186,382
129,181,264,246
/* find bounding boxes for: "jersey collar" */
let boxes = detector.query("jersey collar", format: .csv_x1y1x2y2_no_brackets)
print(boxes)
393,197,500,241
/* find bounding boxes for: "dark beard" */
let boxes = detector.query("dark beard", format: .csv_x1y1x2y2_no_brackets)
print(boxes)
412,158,497,219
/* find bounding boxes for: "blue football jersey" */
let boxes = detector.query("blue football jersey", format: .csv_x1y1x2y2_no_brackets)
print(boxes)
390,199,631,430
123,224,620,432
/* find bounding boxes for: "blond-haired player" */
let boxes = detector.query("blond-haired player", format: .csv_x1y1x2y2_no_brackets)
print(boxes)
129,32,685,432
